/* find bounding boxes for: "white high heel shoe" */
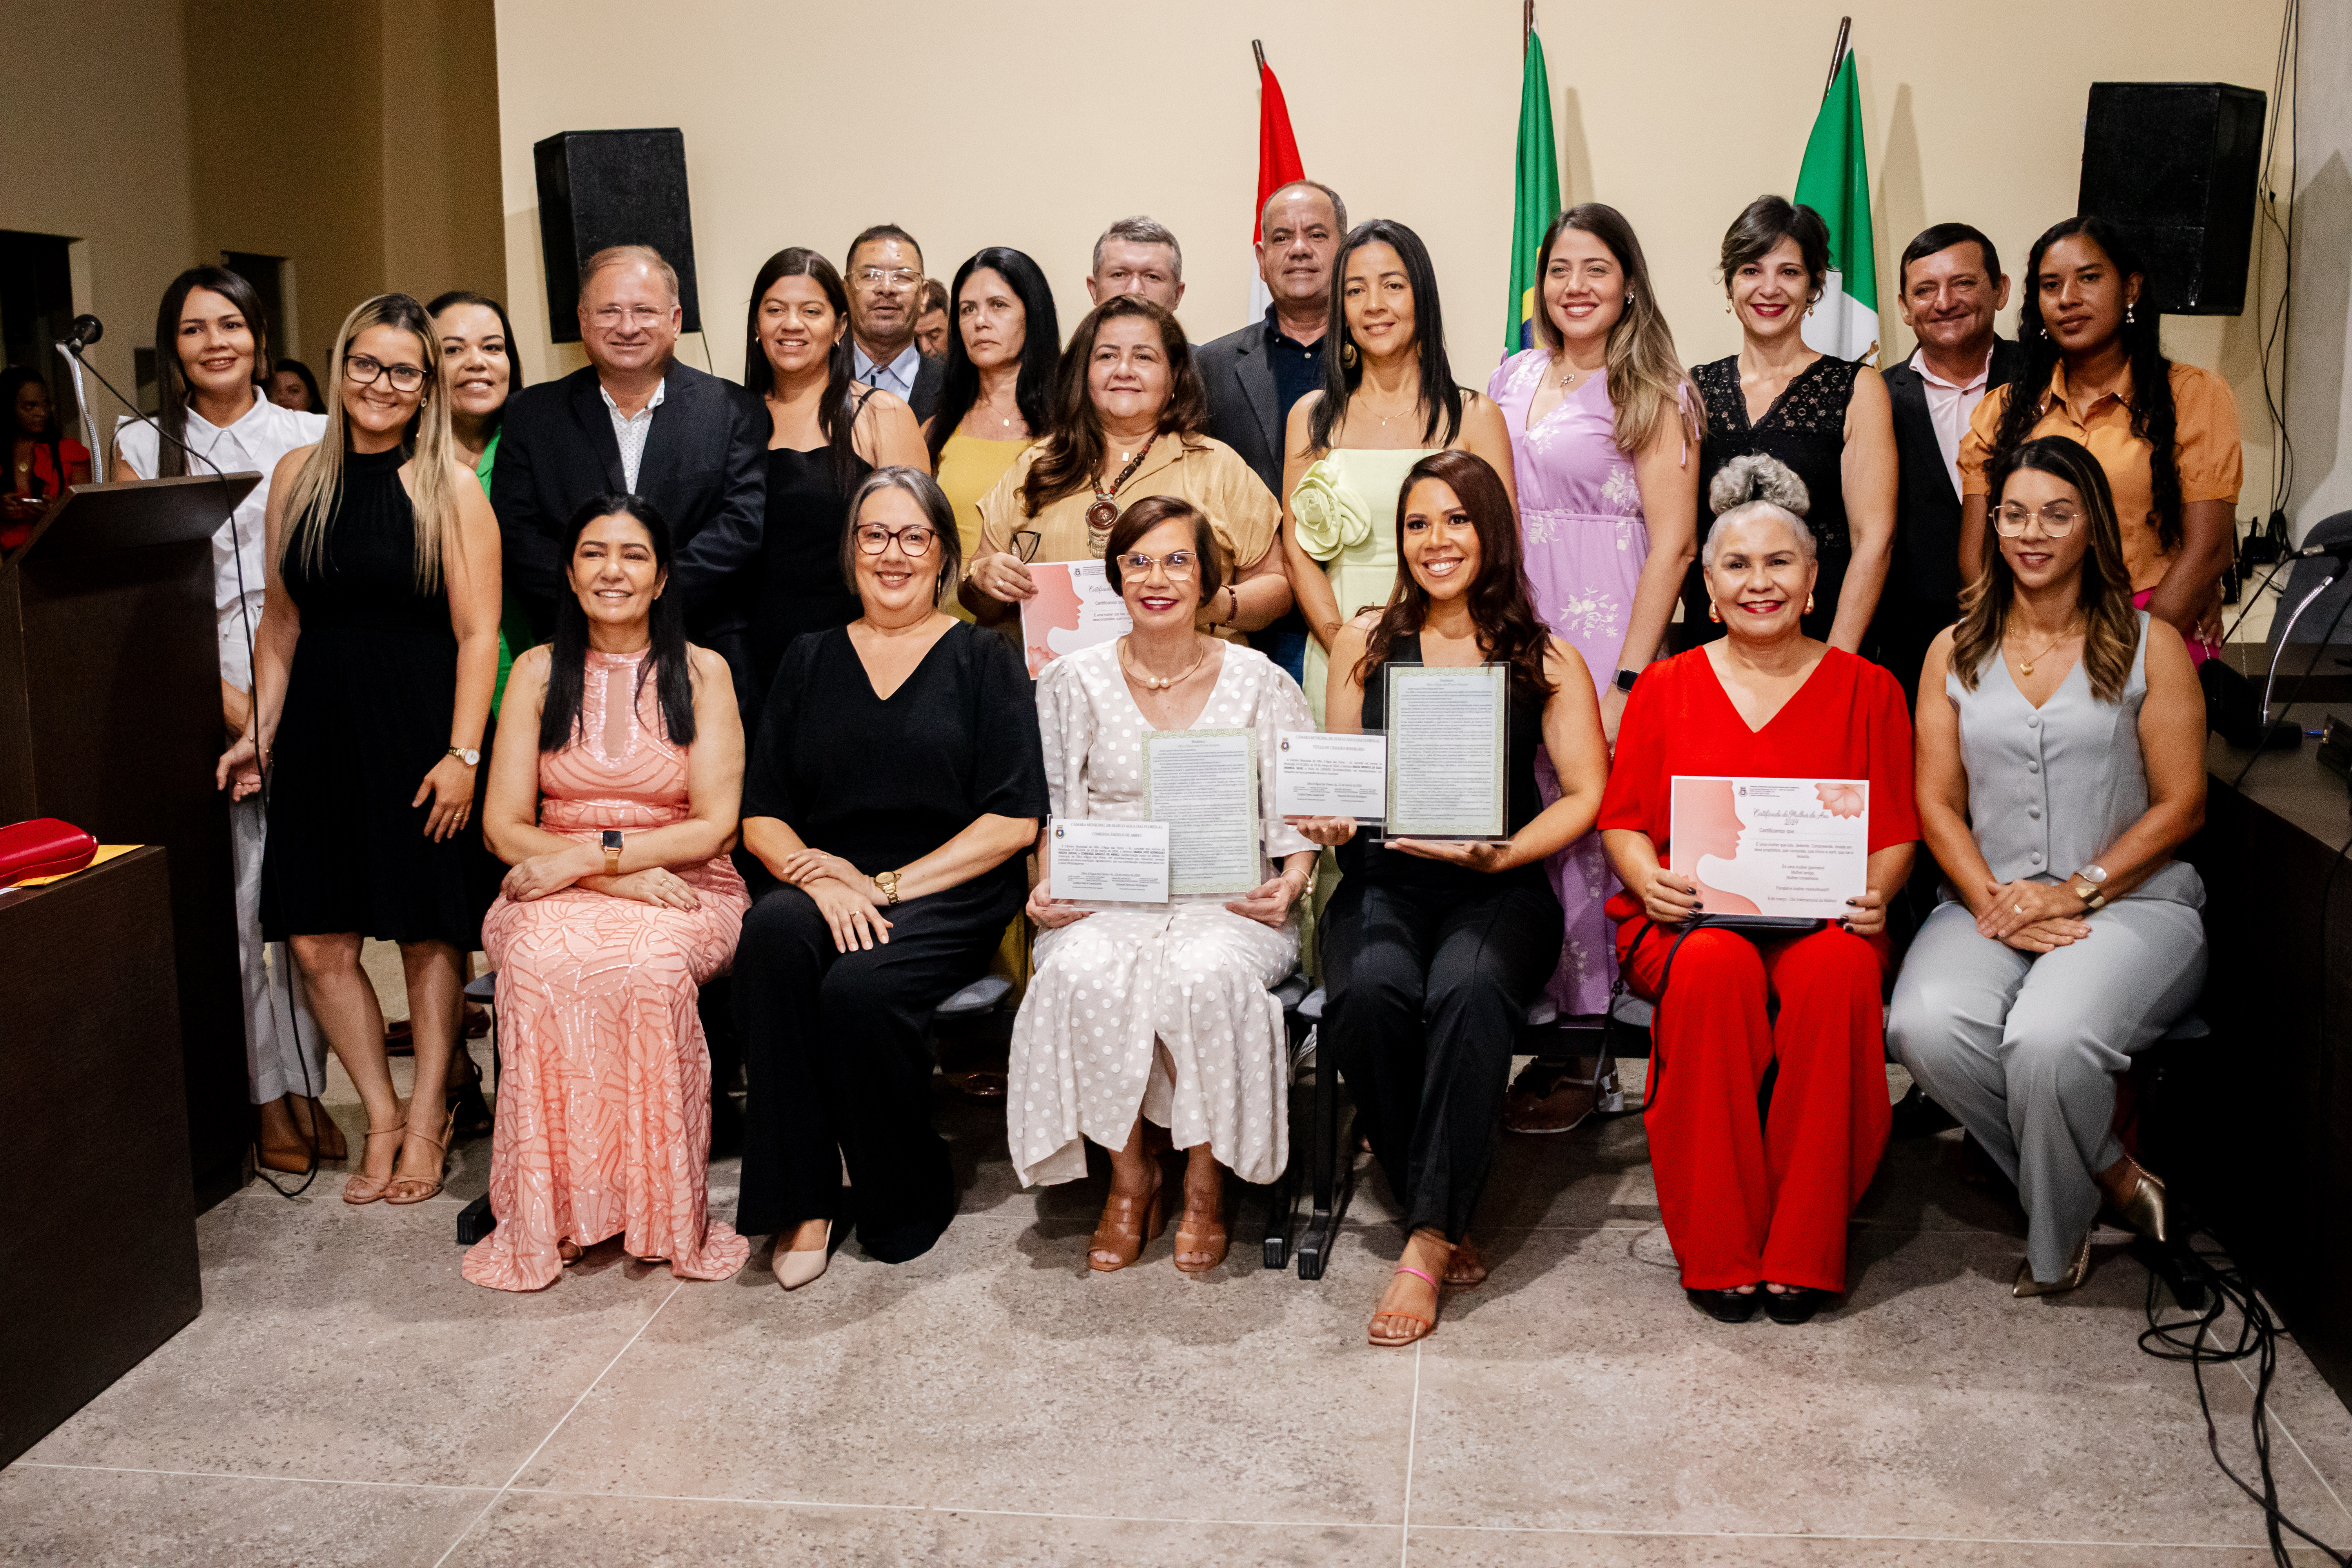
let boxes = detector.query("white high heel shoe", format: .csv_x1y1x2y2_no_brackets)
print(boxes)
773,1221,833,1290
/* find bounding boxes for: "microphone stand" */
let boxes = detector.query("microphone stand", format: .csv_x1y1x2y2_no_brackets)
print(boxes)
53,338,103,469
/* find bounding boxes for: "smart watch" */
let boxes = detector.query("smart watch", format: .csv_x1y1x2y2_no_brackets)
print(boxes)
1613,668,1641,695
602,828,624,877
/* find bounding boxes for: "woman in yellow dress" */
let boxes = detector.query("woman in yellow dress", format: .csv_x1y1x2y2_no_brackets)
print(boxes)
924,247,1060,621
1280,220,1514,723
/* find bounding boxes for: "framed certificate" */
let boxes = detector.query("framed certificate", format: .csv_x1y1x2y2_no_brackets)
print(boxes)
1018,559,1132,678
1382,663,1508,841
1143,728,1260,896
1276,731,1386,821
1668,776,1868,920
1048,818,1170,905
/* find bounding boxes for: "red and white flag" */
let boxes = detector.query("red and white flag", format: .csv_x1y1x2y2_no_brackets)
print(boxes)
1246,55,1306,319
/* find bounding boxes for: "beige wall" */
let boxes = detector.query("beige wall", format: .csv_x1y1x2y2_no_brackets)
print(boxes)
0,0,196,421
493,0,2289,517
2288,0,2352,537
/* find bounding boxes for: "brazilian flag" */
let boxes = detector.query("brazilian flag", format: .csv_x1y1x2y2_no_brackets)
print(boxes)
1504,31,1559,356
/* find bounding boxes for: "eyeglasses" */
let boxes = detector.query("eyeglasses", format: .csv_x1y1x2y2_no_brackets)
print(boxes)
854,523,938,557
856,268,920,290
1994,502,2082,537
1116,550,1198,582
590,305,670,331
343,354,426,393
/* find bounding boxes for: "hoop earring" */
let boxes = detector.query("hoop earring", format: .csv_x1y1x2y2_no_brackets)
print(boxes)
1341,339,1357,368
1707,602,1722,622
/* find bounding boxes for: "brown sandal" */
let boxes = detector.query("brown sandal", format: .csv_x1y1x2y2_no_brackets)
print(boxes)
1368,1264,1441,1348
385,1107,455,1205
341,1121,407,1205
1171,1204,1229,1274
1087,1178,1166,1272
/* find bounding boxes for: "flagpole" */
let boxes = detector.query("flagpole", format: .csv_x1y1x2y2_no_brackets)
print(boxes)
1821,15,1851,102
1251,37,1265,73
1524,0,1534,53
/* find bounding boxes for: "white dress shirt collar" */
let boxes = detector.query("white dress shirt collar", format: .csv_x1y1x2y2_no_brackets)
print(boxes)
851,340,922,403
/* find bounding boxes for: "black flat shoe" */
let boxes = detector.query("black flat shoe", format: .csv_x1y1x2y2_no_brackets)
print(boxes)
446,1061,493,1140
1686,1286,1761,1323
1763,1286,1829,1325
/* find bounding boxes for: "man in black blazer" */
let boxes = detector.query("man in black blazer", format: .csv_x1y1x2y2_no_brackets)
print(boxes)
1196,179,1347,681
1874,223,2023,703
492,244,768,717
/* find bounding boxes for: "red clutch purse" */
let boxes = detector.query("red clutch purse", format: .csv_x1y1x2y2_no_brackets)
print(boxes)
0,818,99,886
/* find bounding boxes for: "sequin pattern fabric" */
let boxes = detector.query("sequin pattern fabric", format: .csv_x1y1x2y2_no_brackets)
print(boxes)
462,648,751,1292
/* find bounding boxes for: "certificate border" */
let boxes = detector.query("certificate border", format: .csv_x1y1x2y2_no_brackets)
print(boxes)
1047,815,1171,907
1141,726,1262,897
1274,729,1387,823
1666,775,1871,918
1382,662,1509,841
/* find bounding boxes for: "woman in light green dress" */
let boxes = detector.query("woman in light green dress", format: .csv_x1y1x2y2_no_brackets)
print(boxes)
428,290,531,710
1280,220,1515,724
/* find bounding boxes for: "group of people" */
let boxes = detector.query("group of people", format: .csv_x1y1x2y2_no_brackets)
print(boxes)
81,176,2229,1342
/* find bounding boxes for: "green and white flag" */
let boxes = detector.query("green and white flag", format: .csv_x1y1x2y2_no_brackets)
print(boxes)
1794,49,1878,361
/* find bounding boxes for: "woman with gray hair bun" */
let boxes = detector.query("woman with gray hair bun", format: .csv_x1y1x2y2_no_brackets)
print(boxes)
731,466,1051,1289
1596,451,1919,1326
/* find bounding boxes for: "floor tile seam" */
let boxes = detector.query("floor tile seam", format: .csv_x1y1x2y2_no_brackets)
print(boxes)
1398,1340,1422,1567
5,1461,496,1495
1403,1521,2293,1549
502,1485,1397,1530
429,1280,685,1568
2227,1350,2352,1528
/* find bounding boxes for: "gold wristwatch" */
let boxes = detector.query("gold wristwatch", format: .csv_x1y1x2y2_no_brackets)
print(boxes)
2069,863,2108,911
873,868,901,906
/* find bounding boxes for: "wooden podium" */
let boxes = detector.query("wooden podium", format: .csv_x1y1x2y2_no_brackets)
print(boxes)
0,474,259,1209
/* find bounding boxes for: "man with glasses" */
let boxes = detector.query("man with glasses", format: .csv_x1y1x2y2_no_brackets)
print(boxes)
845,225,944,423
1874,223,2022,704
492,243,768,718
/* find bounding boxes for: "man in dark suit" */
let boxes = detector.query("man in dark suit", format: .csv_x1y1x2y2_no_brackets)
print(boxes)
844,223,944,423
491,243,768,718
1875,222,2024,704
1195,179,1347,681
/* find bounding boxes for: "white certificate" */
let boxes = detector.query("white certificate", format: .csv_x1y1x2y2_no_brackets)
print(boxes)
1018,559,1132,678
1143,727,1261,897
1276,731,1386,820
1384,664,1508,840
1048,818,1169,905
1669,776,1869,919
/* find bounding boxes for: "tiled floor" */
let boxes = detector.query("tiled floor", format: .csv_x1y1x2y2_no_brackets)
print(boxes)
6,1024,2351,1564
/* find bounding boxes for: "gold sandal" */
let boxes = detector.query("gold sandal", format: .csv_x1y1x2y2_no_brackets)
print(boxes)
384,1107,455,1205
341,1121,407,1205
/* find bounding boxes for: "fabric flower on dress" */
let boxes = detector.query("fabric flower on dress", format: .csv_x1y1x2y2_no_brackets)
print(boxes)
1290,460,1371,562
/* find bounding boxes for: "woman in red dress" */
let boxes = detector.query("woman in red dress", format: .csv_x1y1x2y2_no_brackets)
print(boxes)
1599,454,1917,1325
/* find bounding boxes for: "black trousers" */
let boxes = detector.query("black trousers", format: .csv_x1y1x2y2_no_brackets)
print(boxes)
732,884,1000,1262
1322,877,1564,1242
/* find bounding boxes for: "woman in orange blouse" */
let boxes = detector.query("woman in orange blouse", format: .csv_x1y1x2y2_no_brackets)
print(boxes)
1957,217,2240,662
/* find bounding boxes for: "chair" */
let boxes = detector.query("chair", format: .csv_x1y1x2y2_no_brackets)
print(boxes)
1264,984,1564,1280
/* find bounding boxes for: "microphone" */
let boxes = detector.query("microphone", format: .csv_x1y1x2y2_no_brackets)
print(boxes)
61,315,103,351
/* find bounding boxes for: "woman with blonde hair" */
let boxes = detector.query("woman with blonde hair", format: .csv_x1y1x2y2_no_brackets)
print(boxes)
218,292,505,1207
1488,205,1703,1126
1891,434,2206,1296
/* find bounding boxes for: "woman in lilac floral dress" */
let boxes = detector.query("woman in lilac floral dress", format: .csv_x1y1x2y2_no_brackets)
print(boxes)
1488,206,1700,1121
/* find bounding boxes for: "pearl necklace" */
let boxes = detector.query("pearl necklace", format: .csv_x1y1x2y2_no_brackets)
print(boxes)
1118,635,1206,692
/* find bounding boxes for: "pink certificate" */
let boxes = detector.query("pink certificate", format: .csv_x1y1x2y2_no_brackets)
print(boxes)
1668,776,1869,919
1018,559,1132,678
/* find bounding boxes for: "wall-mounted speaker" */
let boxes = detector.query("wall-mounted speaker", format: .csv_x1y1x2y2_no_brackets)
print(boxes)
532,128,702,343
2078,82,2266,316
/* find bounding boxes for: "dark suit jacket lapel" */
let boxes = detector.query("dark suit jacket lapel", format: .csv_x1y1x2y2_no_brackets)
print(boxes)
1232,338,1280,468
636,362,693,503
571,368,627,492
1884,360,1945,501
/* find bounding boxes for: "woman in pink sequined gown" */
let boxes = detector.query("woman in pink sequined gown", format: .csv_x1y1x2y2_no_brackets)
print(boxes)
465,494,750,1292
1488,205,1700,1036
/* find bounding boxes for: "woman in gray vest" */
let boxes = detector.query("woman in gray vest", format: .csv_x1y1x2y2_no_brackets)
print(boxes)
1889,434,2207,1296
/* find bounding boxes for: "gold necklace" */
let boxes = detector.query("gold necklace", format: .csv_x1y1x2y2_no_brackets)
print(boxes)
2009,616,2082,677
1118,634,1207,692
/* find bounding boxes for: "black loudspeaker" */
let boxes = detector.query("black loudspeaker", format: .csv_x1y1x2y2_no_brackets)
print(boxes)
533,128,702,343
2077,82,2266,316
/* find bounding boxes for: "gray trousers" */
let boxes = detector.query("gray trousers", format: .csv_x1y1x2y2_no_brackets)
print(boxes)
1887,897,2205,1282
234,795,325,1104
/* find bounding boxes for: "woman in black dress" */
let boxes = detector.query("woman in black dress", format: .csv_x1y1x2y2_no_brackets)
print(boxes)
733,467,1047,1288
1294,450,1608,1348
1680,196,1896,652
739,247,927,712
221,293,504,1207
